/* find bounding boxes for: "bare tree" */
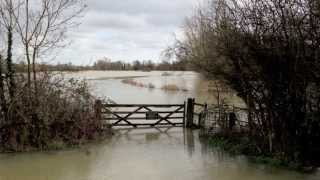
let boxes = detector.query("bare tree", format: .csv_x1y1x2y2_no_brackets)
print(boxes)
0,0,17,98
0,54,7,122
12,0,86,91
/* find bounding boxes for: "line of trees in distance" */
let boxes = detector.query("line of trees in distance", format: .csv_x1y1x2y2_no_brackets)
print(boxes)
12,57,188,72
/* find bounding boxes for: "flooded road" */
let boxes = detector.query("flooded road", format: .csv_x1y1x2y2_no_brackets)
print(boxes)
0,128,319,180
0,71,319,179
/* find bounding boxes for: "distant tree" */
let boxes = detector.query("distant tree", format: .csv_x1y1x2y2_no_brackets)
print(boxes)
93,57,111,70
132,60,141,70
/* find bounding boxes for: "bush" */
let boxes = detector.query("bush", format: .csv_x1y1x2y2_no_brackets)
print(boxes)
0,73,108,152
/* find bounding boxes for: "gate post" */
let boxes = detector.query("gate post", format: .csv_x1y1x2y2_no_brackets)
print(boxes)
186,98,195,128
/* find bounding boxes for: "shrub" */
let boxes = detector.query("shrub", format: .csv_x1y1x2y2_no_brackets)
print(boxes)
0,73,108,152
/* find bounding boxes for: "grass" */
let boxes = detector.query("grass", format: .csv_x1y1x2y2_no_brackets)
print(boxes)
181,88,188,92
203,134,311,171
161,72,172,76
121,79,156,89
121,79,188,92
161,84,180,91
161,84,189,92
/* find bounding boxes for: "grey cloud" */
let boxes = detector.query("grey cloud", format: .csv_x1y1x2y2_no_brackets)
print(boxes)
88,0,195,15
84,12,148,30
55,0,199,64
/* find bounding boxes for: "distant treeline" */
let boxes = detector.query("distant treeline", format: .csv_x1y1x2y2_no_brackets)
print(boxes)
13,58,188,72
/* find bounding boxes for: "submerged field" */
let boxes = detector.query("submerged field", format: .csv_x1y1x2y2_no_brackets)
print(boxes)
0,71,318,180
65,70,244,106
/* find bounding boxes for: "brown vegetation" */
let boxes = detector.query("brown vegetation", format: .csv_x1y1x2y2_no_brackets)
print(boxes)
121,79,156,89
161,72,172,76
161,84,180,91
121,79,188,92
0,74,107,152
161,84,188,92
0,0,108,152
172,0,320,167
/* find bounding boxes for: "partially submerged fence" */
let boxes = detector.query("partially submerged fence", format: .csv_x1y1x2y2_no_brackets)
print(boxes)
199,106,249,135
94,98,249,130
98,102,185,128
184,98,249,134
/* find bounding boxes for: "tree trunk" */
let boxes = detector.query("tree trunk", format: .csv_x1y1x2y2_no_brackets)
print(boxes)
0,55,8,122
6,28,15,99
25,45,31,90
32,49,37,95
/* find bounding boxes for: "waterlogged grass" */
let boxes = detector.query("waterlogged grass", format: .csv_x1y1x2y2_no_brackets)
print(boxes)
121,79,156,89
161,84,188,92
161,84,179,91
121,78,188,91
207,134,257,155
161,72,173,76
204,134,307,171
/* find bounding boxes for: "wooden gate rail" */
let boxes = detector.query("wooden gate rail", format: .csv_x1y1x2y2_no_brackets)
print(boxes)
102,103,186,128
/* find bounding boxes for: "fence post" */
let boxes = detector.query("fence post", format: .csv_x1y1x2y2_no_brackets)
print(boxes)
186,98,195,128
183,101,186,127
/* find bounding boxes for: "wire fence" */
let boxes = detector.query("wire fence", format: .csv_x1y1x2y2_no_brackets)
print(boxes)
199,105,250,136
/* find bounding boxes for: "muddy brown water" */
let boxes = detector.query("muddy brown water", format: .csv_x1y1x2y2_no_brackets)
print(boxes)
0,71,318,180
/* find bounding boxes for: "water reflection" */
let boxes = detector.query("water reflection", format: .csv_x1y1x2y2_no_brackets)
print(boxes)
0,148,99,180
184,128,196,157
0,127,319,180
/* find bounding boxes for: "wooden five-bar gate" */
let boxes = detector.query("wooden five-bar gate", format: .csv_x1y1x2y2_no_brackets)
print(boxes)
100,103,186,128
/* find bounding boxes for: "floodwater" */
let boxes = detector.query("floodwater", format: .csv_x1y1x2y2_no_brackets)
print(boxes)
0,71,319,180
66,70,244,106
0,128,319,180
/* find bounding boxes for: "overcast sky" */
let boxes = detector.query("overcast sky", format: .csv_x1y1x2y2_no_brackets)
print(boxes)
55,0,199,65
